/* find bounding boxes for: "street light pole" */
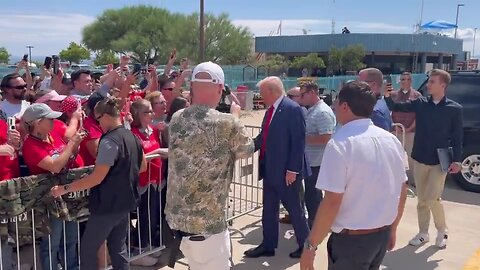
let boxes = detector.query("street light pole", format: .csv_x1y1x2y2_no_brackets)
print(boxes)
454,3,465,39
26,45,34,64
199,0,205,62
473,28,478,58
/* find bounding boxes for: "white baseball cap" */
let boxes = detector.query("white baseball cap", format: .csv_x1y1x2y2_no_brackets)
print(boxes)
35,89,67,104
191,61,224,85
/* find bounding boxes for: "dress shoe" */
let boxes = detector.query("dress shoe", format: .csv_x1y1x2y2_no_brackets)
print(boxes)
244,245,275,258
289,247,303,259
279,214,291,224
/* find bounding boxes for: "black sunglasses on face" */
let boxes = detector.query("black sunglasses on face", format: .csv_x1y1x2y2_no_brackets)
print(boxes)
10,84,27,90
95,114,104,122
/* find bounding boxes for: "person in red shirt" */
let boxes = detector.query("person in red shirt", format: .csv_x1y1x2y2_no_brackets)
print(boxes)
21,103,84,270
78,92,106,166
129,99,165,264
0,119,21,181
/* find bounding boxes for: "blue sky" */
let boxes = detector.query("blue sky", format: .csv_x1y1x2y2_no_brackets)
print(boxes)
1,0,479,58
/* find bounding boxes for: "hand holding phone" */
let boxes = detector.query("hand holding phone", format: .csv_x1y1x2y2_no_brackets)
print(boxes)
52,55,60,75
7,117,15,131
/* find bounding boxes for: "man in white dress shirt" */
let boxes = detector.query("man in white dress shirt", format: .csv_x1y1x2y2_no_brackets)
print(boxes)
300,81,408,270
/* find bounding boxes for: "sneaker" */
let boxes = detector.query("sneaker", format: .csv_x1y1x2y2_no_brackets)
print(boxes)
131,255,158,267
436,233,448,249
409,233,429,246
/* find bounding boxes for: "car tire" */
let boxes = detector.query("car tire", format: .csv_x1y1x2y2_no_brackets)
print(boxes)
453,145,480,193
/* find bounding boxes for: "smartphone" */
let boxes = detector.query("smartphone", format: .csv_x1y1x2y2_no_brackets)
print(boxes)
52,55,60,75
147,58,155,65
44,57,52,69
385,75,392,85
22,54,28,62
133,63,142,74
7,117,15,131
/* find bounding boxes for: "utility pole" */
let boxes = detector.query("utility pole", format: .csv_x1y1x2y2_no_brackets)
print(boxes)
26,45,34,64
473,28,478,58
199,0,205,62
454,4,465,39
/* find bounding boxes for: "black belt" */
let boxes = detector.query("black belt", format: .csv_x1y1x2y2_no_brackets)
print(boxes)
178,230,207,241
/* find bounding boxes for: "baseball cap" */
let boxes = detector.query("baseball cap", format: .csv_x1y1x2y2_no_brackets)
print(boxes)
22,103,62,124
61,96,80,114
35,89,67,104
191,61,224,85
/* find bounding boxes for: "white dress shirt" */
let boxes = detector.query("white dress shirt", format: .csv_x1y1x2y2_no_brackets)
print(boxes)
316,119,407,233
268,95,284,124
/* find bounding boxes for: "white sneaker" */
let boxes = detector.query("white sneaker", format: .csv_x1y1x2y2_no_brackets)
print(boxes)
409,233,429,246
436,232,448,249
131,255,158,266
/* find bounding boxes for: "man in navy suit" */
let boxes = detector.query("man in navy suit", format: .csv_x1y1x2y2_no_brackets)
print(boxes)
244,77,310,259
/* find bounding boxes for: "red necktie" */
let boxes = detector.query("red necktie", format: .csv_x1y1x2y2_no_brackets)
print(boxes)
260,105,275,159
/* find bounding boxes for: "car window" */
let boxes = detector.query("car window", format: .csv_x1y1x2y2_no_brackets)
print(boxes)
448,75,480,126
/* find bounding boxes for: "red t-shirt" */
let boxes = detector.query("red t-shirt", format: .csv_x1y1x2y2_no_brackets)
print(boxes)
22,125,84,175
0,121,20,181
128,91,146,102
79,115,103,166
131,126,162,187
53,119,67,139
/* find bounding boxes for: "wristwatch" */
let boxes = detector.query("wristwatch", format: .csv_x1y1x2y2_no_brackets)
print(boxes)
304,239,317,251
63,184,70,192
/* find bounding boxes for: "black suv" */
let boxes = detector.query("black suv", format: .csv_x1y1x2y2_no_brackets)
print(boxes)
418,71,480,193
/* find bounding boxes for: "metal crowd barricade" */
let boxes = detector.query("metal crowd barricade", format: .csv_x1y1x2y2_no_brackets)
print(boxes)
392,123,416,198
227,125,263,225
0,154,165,270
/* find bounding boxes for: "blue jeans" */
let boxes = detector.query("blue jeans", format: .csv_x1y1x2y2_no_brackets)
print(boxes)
1,239,14,270
304,166,323,228
138,187,161,248
40,216,79,270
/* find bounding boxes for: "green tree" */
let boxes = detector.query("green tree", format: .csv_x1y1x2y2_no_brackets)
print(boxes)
342,44,366,72
94,50,119,66
291,53,325,76
59,42,91,64
0,47,10,64
327,47,343,74
82,6,252,65
258,54,289,76
327,44,366,75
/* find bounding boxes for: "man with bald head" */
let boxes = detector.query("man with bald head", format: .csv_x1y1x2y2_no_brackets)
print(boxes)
287,86,302,104
244,76,310,259
359,68,393,131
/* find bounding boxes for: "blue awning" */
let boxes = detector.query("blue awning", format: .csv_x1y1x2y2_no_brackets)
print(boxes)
421,20,457,30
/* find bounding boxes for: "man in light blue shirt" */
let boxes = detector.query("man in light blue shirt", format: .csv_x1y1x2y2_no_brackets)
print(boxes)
359,68,393,131
299,81,336,227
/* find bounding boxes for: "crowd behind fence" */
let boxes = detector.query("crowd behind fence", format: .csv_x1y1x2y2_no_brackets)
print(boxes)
0,126,263,270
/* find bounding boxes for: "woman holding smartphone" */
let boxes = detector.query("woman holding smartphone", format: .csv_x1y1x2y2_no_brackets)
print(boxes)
21,103,85,270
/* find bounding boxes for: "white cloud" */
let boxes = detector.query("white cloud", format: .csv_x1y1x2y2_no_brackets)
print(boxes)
0,13,95,57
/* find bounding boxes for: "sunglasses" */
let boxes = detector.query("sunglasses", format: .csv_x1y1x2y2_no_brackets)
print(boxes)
300,90,312,98
95,114,104,122
10,84,27,90
162,88,174,91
